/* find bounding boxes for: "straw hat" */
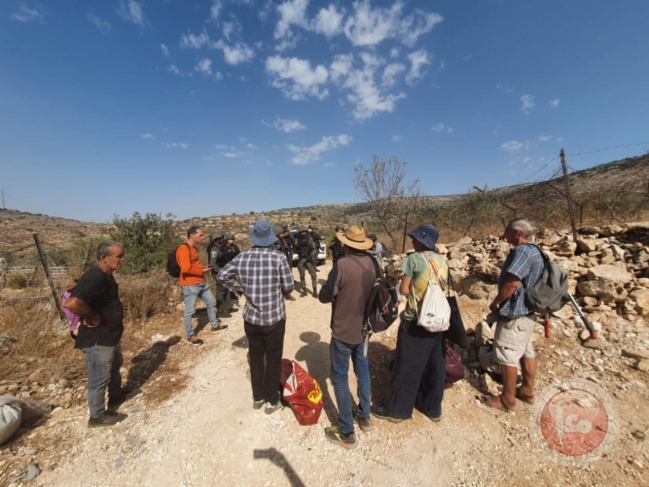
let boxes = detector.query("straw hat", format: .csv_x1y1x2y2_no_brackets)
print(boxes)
338,225,373,250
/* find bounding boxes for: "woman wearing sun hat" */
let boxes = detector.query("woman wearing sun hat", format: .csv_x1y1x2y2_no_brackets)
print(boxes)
371,224,449,423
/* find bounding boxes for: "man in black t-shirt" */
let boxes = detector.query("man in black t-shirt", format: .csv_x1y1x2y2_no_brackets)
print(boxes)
65,240,127,428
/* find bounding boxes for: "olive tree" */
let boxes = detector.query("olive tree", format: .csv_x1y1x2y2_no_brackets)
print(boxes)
353,155,421,250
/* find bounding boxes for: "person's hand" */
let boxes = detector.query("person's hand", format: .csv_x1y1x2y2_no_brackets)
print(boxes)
489,302,500,314
84,317,101,328
202,266,211,273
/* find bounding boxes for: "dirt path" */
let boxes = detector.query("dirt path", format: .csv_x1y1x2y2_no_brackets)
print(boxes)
19,262,649,486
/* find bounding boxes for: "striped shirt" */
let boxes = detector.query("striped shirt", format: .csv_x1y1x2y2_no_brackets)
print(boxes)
217,247,294,326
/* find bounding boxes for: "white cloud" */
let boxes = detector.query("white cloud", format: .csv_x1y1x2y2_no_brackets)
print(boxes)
160,44,169,56
215,71,224,81
398,10,443,47
211,0,223,21
329,54,354,82
266,55,329,100
500,140,529,153
266,116,306,133
141,133,154,139
431,123,453,134
195,58,213,75
274,0,309,50
382,63,405,87
162,142,188,149
549,98,560,108
496,82,514,93
538,135,552,142
390,48,399,58
221,20,241,41
313,5,344,37
520,94,535,114
214,40,255,65
391,135,404,142
9,6,43,23
88,13,111,32
117,0,146,27
287,134,352,165
223,152,242,158
406,48,430,85
180,31,210,49
166,64,192,77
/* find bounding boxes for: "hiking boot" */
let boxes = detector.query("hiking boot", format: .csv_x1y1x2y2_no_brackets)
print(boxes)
253,400,265,410
88,411,127,428
264,401,283,415
324,425,358,450
353,411,374,432
300,287,308,297
312,287,318,298
371,405,403,423
285,293,296,301
187,335,204,346
210,324,229,335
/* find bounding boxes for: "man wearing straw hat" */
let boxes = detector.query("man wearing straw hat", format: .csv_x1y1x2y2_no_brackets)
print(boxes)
218,220,294,415
319,225,376,449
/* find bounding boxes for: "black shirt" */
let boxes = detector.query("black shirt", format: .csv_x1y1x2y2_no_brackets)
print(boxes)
72,267,124,349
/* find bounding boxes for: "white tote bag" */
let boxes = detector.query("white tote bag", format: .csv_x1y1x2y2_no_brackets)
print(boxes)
415,253,451,333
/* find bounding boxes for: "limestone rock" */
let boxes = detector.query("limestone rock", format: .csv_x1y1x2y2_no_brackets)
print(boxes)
630,288,649,316
578,280,618,301
555,240,577,256
588,265,633,284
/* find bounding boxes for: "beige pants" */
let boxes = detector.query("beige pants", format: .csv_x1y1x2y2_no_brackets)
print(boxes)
493,315,536,367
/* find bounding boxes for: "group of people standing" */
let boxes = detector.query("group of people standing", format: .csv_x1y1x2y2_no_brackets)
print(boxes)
66,217,544,445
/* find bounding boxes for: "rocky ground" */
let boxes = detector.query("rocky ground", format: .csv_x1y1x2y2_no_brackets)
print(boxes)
2,224,649,486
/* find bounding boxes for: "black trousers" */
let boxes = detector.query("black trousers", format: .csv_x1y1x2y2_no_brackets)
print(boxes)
381,319,446,419
245,319,286,404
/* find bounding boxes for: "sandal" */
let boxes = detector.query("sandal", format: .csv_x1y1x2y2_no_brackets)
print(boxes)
481,394,515,413
515,389,535,405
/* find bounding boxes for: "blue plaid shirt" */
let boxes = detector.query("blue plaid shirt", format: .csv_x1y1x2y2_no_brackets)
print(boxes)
498,243,544,319
217,247,294,326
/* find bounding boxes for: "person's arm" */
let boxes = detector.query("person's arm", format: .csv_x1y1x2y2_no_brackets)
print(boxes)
318,262,338,303
64,297,101,328
399,275,412,297
489,273,521,313
177,244,192,274
279,256,295,295
217,261,243,295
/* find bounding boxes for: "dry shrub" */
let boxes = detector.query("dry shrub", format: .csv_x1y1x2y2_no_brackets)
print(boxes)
0,297,85,384
118,269,174,322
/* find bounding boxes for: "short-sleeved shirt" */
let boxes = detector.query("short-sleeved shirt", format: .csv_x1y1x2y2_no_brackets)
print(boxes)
498,243,544,319
72,267,124,349
217,247,294,326
401,251,449,322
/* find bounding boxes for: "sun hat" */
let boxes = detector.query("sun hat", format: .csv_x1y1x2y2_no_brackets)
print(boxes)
339,225,374,251
368,234,377,242
250,220,277,247
407,224,439,251
210,229,225,241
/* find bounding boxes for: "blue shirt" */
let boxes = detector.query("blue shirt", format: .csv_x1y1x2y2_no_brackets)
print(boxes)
218,247,294,326
498,243,544,319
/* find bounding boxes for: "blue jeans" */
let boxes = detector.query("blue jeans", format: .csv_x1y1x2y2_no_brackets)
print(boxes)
82,343,123,419
330,338,371,435
182,282,218,339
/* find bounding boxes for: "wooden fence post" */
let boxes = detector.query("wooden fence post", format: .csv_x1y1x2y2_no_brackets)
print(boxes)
33,233,65,319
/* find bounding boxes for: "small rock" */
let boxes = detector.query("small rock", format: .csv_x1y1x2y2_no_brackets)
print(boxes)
632,430,646,441
636,360,649,372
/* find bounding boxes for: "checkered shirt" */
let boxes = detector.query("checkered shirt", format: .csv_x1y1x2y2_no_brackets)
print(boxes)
217,247,294,326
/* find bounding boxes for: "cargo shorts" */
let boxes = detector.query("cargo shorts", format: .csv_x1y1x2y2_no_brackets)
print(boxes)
493,315,536,367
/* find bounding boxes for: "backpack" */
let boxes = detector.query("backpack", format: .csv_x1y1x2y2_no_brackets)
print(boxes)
416,253,451,333
62,285,81,338
166,243,189,278
523,243,569,314
363,258,399,334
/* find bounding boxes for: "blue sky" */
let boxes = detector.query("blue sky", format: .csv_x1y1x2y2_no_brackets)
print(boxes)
2,0,648,222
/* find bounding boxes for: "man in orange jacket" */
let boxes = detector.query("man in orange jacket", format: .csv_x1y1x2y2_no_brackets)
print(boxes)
177,226,228,345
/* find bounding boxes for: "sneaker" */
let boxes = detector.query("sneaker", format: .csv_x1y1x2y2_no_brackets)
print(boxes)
353,411,374,432
264,401,283,415
187,335,204,346
88,411,127,428
371,404,403,423
210,324,229,335
324,425,358,450
253,400,265,410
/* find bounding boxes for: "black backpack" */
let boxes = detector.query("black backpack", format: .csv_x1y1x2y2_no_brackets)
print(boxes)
166,243,189,278
364,259,399,334
523,243,569,314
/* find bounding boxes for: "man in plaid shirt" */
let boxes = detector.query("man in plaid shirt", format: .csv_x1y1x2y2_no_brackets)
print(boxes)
484,218,544,412
218,220,294,415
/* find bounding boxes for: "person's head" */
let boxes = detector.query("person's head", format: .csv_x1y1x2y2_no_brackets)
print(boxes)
368,234,377,243
210,229,225,242
504,218,535,246
186,226,206,246
224,233,235,242
312,226,318,233
339,225,373,254
250,220,277,247
335,225,344,234
96,240,125,274
406,224,439,252
298,225,308,235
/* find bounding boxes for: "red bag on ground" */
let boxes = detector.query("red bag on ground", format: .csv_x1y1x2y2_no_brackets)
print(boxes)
280,359,323,425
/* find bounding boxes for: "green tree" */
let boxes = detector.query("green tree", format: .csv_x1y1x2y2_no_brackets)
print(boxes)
110,212,181,274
